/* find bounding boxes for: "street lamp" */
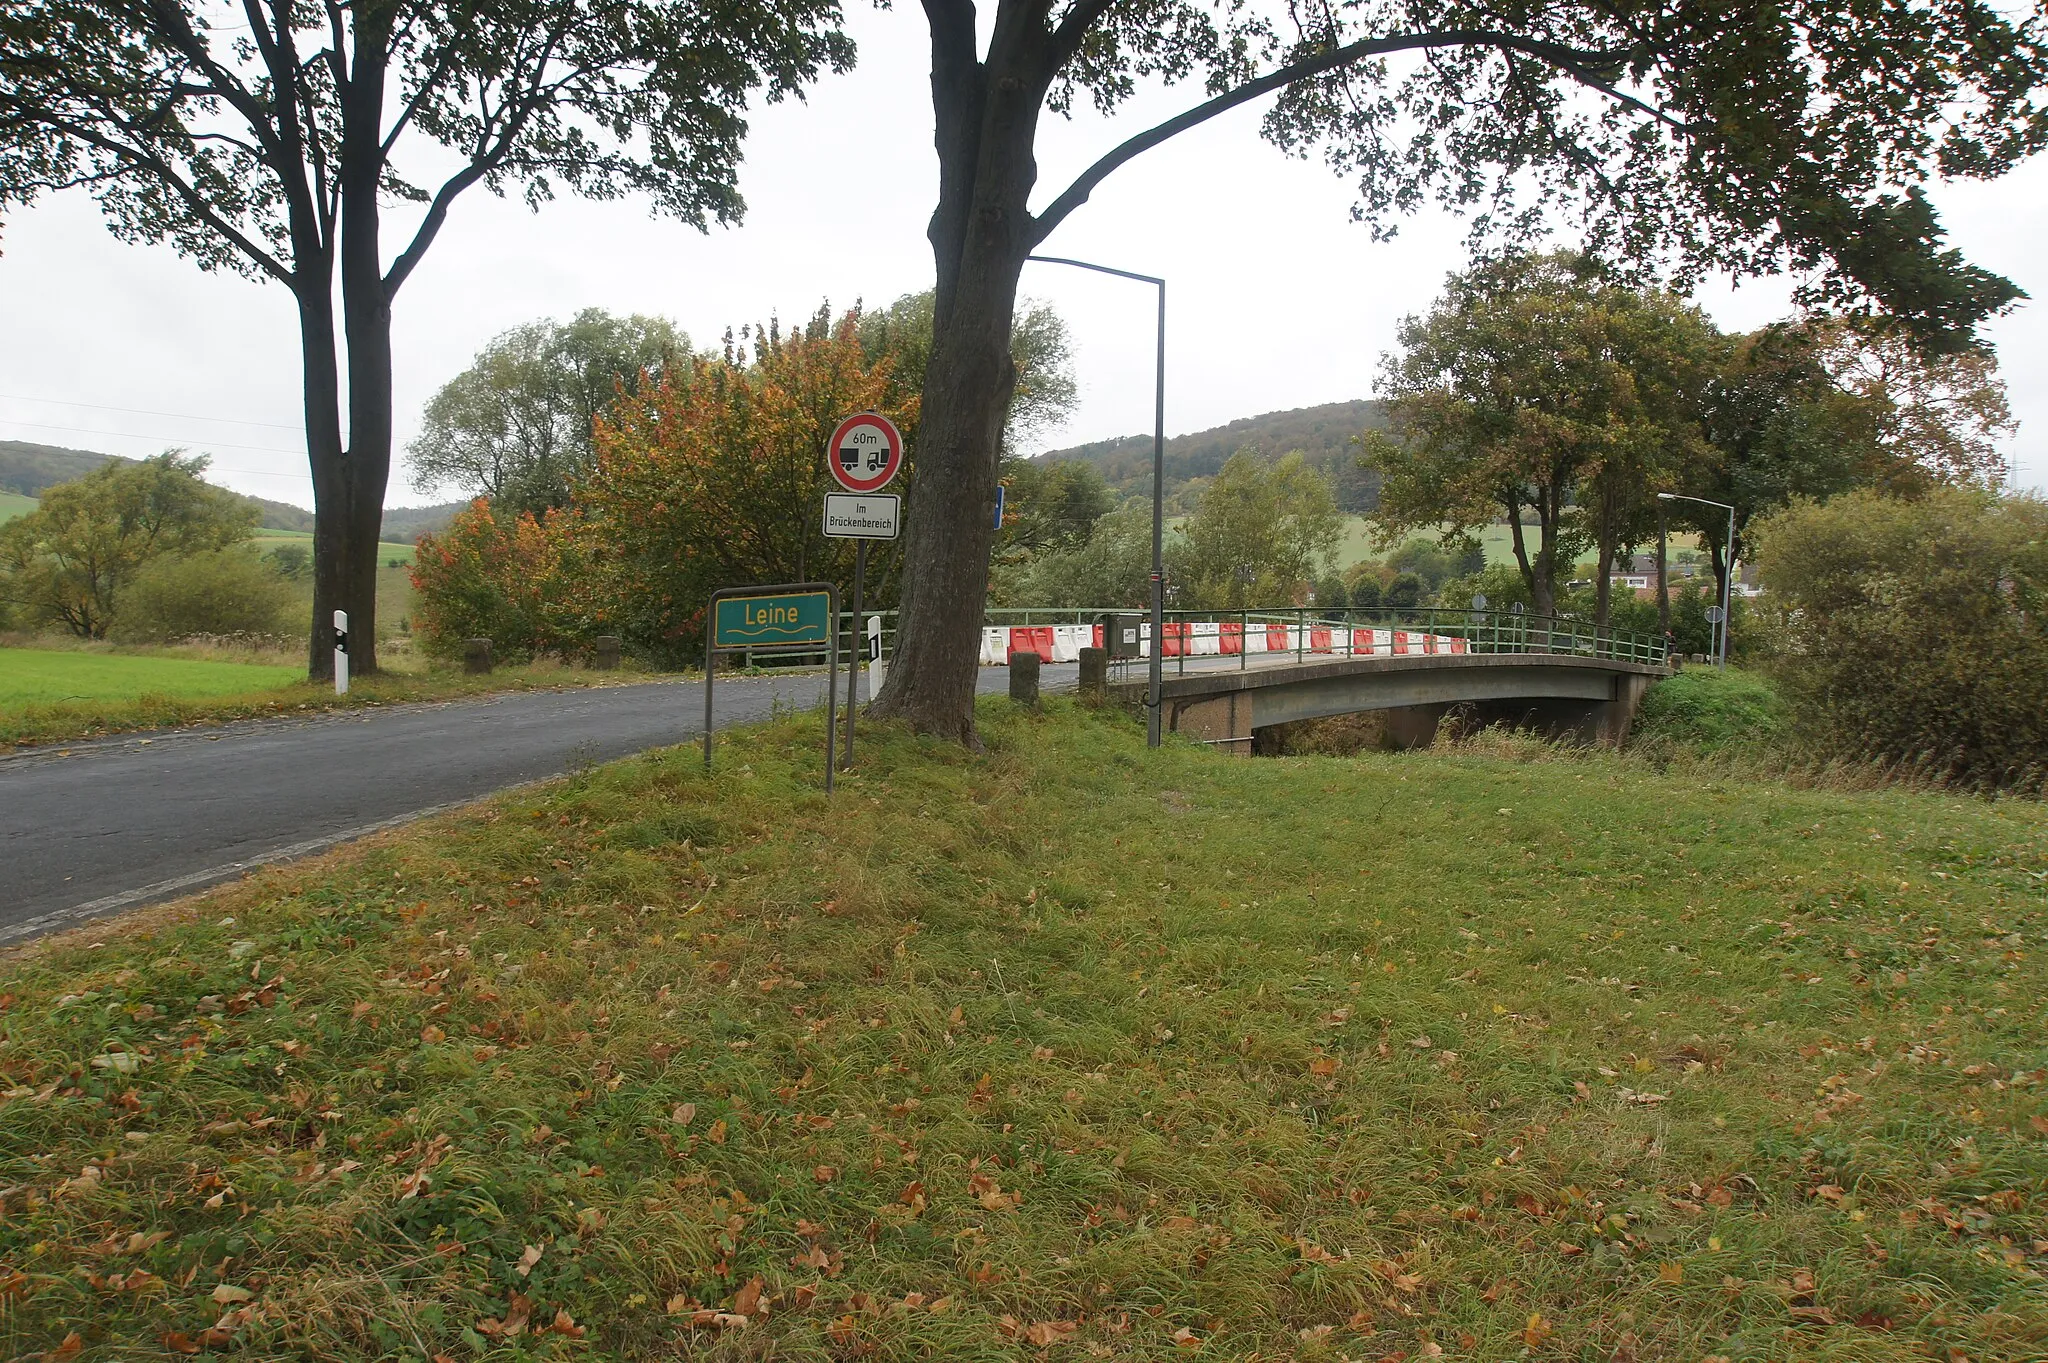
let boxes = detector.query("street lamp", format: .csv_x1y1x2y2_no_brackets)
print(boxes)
1656,492,1736,668
1026,254,1166,747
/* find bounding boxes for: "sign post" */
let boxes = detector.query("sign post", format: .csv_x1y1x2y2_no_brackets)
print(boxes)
823,413,904,771
704,584,838,792
332,609,349,695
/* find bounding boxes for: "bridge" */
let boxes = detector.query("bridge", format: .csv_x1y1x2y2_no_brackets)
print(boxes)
963,608,1669,755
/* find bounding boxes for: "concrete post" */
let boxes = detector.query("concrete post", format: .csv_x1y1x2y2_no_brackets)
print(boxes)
1077,646,1107,698
464,638,494,674
1009,651,1042,709
593,636,622,671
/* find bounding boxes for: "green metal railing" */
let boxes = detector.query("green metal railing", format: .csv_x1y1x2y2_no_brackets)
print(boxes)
807,605,1665,677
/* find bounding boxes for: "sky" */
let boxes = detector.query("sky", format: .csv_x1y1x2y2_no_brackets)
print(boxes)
3,6,2046,510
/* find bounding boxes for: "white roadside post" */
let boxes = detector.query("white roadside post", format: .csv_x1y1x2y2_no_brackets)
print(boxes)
866,615,885,702
332,609,350,695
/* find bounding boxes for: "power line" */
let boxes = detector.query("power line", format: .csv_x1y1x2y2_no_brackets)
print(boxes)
0,392,305,432
0,419,312,475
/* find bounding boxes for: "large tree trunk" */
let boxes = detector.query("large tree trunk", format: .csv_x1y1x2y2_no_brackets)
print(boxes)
306,28,397,680
867,12,1042,744
300,288,351,680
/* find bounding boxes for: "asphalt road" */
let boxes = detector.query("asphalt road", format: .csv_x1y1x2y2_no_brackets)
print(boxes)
0,665,1070,942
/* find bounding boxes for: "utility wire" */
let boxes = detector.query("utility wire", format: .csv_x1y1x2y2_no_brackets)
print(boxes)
0,419,311,476
0,392,305,431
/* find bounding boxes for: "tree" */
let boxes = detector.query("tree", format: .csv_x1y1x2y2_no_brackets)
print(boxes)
409,310,689,517
997,459,1113,558
1683,317,2016,616
0,452,255,637
1007,502,1153,607
866,0,2046,744
1751,487,2048,790
1368,253,1720,621
1171,450,1341,610
2,0,851,679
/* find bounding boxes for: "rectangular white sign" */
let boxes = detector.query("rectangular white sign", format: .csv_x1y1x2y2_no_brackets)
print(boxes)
823,492,900,539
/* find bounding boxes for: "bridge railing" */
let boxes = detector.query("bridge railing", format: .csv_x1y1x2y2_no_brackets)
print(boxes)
823,606,1664,678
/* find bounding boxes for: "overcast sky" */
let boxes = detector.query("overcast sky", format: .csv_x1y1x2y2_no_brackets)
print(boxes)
4,6,2045,509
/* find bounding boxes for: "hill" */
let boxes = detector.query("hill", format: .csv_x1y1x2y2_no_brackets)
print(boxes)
0,440,459,540
1035,399,1388,511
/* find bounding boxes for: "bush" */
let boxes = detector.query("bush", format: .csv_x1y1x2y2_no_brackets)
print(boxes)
109,547,297,643
1632,666,1787,752
410,499,595,662
1751,487,2048,790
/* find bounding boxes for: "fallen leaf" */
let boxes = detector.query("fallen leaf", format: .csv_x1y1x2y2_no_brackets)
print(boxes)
1523,1312,1553,1348
673,1102,696,1126
517,1244,543,1277
1657,1262,1684,1285
47,1334,83,1362
1410,1036,1433,1049
210,1284,253,1304
814,1165,838,1184
1024,1320,1078,1346
549,1308,585,1338
419,1025,446,1045
1171,1325,1202,1348
707,1119,728,1144
476,1293,533,1338
732,1274,767,1318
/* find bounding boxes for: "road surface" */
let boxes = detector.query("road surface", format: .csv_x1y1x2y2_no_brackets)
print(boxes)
0,665,1071,942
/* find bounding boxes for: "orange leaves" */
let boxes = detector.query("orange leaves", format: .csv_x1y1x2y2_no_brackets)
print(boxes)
998,1316,1079,1347
1523,1311,1554,1348
969,1170,1020,1212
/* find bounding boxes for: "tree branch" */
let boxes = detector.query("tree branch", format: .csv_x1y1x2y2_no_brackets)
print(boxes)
1029,28,1659,244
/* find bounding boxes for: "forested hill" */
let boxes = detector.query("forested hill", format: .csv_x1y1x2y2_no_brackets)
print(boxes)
0,440,459,540
1032,399,1388,511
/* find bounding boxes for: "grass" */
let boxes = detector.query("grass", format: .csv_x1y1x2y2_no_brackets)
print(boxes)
0,491,35,525
0,643,659,748
252,530,418,566
1333,520,1709,574
4,700,2044,1361
0,646,300,708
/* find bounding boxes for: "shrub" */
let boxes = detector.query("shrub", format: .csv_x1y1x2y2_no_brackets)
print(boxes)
109,547,297,643
409,499,591,662
1632,666,1787,752
1751,487,2048,790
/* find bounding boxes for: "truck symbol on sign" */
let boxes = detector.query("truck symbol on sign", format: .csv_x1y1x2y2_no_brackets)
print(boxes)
839,436,887,474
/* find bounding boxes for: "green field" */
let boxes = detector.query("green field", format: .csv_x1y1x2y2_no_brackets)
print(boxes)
1334,518,1708,572
0,490,37,524
0,647,300,707
6,700,2043,1359
252,528,417,565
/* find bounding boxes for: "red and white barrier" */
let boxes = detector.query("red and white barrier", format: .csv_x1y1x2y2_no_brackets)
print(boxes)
978,622,1469,665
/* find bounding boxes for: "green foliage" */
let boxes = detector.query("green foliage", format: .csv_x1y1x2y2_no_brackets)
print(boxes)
408,500,589,663
109,547,297,644
409,310,690,516
1382,572,1424,611
1345,573,1381,610
264,542,311,581
1633,666,1787,753
1752,487,2048,790
4,701,2048,1356
1312,574,1347,610
862,291,1077,446
0,452,256,638
998,459,1112,558
1003,504,1153,609
1170,450,1341,609
1370,252,1724,618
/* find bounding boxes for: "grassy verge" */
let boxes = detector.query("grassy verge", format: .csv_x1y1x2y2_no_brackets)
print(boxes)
0,651,667,749
5,701,2044,1360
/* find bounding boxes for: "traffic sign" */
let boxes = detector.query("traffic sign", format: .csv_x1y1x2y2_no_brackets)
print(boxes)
711,589,831,649
1704,604,1726,623
827,412,903,493
993,483,1005,530
823,492,900,539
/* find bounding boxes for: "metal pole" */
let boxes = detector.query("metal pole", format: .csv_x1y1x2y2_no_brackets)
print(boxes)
1721,503,1735,669
844,541,865,769
1024,254,1166,747
823,593,837,794
1148,278,1165,746
703,639,716,771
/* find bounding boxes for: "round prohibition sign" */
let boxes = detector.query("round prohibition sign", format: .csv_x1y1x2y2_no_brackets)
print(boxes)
827,412,904,493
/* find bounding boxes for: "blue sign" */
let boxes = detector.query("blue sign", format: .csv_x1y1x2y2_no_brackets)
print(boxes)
994,483,1005,530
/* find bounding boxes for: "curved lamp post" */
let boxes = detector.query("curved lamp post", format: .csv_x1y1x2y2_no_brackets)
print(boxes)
1656,492,1735,668
1025,254,1166,746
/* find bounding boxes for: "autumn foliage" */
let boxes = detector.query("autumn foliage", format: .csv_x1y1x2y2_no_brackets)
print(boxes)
412,309,916,664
